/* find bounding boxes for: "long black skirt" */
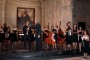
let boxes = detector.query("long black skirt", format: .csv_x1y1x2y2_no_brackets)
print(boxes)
82,40,89,53
72,34,78,42
0,33,5,42
66,35,72,44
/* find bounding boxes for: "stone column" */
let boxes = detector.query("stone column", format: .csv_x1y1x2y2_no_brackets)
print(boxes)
0,0,6,25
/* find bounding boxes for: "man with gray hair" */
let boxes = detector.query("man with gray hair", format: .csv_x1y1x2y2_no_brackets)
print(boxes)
35,19,42,51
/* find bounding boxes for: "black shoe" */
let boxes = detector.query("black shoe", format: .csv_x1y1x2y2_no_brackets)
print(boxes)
83,56,87,59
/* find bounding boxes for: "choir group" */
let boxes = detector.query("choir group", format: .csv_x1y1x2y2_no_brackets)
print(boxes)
0,20,89,58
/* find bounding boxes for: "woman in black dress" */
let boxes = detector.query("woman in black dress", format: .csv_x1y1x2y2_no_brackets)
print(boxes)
72,24,78,51
65,22,72,50
82,30,89,58
78,27,83,52
0,25,4,49
54,25,58,44
0,25,4,43
10,29,17,48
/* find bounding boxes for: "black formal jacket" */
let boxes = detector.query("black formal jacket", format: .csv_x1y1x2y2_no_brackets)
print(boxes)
23,25,28,35
35,23,41,36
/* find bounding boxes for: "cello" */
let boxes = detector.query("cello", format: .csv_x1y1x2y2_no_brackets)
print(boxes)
45,23,56,45
45,31,55,44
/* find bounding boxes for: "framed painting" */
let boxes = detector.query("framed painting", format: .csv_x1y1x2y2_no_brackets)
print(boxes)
17,7,35,29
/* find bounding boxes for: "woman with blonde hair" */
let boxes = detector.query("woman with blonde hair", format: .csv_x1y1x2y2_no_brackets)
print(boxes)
82,30,89,58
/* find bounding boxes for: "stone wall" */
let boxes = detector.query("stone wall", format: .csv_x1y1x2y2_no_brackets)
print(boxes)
0,0,5,25
41,0,73,32
73,0,90,34
3,0,42,28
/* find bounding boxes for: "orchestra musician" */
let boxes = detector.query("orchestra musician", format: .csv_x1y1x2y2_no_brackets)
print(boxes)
42,26,49,50
78,27,83,52
12,25,17,33
9,25,17,49
17,27,23,49
0,25,4,43
35,19,42,51
3,26,11,50
45,25,56,50
27,26,32,50
2,23,8,33
65,22,72,51
23,21,32,50
0,25,4,50
43,26,49,42
82,30,89,58
54,25,58,44
72,24,78,52
30,29,36,51
18,27,22,41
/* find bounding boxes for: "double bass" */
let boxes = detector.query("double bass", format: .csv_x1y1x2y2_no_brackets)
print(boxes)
58,21,65,45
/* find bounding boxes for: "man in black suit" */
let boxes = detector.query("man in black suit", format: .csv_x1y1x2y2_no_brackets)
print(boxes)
23,21,32,50
35,19,42,51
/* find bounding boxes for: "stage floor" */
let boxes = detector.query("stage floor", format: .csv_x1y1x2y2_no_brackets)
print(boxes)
0,49,89,60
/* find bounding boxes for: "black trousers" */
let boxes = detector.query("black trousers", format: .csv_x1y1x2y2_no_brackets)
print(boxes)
24,35,31,49
36,36,42,51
